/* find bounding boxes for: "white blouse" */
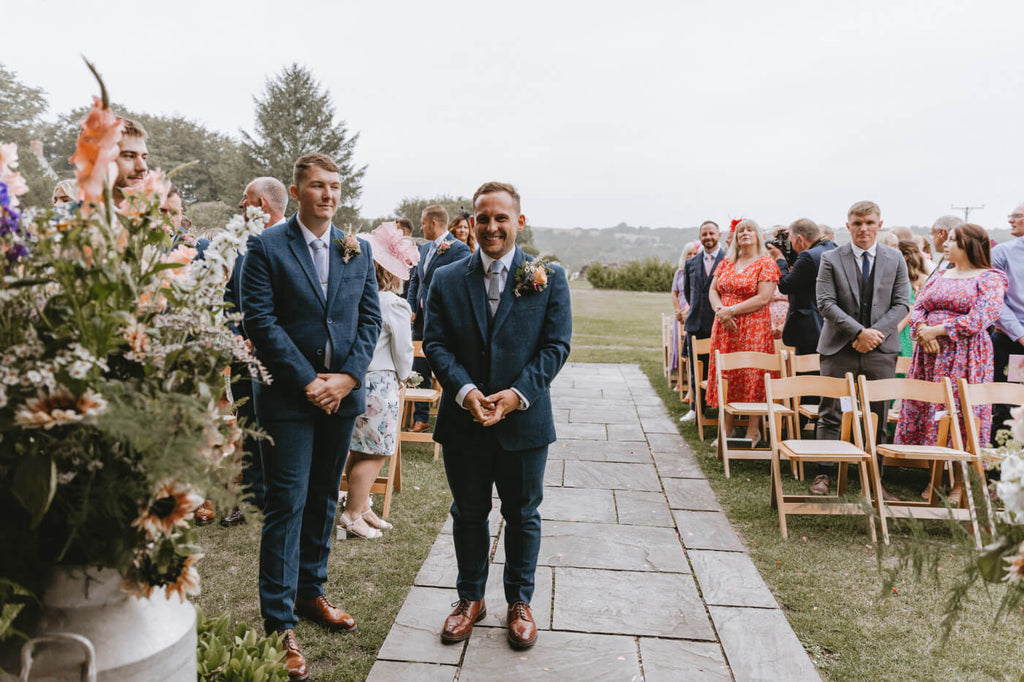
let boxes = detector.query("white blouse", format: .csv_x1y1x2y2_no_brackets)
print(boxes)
368,291,414,380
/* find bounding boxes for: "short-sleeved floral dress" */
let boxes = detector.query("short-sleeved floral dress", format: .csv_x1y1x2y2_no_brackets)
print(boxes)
705,255,780,408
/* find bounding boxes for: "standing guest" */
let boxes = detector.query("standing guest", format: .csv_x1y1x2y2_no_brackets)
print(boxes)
112,118,149,207
767,225,790,339
896,224,1007,500
929,215,964,272
991,203,1024,438
51,179,77,206
339,222,418,539
218,177,288,528
820,224,836,242
917,235,936,273
424,182,571,651
706,219,780,444
896,239,930,359
449,210,477,252
406,205,470,432
877,230,898,248
670,240,699,385
813,201,910,498
767,218,836,356
241,153,381,680
680,221,724,422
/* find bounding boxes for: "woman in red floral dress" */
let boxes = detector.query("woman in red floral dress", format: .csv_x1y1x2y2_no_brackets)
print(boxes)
706,219,781,443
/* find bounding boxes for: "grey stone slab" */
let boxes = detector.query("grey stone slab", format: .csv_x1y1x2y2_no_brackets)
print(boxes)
571,375,628,388
377,586,464,665
415,536,459,588
440,503,502,536
540,487,617,523
569,408,640,425
552,567,715,640
646,432,689,452
549,387,604,401
709,606,821,682
495,520,689,572
640,638,731,681
563,460,662,492
552,408,569,424
664,478,723,512
458,627,640,682
544,459,564,487
615,490,675,527
366,661,457,682
555,422,607,441
652,450,705,478
673,511,746,552
641,414,681,434
481,565,552,630
550,397,636,411
689,550,777,608
632,395,667,407
548,440,649,463
606,423,647,441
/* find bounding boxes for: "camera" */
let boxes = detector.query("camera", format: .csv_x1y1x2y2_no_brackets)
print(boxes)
767,230,796,264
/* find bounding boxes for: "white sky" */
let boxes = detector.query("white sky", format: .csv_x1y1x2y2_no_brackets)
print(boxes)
5,0,1024,230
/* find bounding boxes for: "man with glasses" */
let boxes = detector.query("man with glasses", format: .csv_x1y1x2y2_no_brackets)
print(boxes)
991,203,1024,438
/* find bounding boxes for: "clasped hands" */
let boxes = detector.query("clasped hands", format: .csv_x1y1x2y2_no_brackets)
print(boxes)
915,324,943,354
851,328,884,353
464,388,520,427
714,305,738,332
304,373,357,414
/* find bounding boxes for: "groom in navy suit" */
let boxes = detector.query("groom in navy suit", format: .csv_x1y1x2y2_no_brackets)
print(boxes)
424,182,572,650
241,153,381,680
406,205,470,431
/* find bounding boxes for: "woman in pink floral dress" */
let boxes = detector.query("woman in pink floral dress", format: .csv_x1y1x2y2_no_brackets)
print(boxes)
895,223,1008,456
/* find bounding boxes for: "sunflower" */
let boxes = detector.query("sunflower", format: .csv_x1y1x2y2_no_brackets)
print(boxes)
13,386,108,430
132,481,204,538
1003,542,1024,584
164,555,202,602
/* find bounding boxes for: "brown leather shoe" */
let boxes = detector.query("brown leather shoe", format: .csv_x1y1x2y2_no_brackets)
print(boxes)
808,474,830,496
409,421,430,433
294,595,357,632
194,499,215,526
279,629,308,681
506,601,537,650
441,598,486,643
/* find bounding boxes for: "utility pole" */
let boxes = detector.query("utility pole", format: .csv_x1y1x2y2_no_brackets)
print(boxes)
951,203,984,223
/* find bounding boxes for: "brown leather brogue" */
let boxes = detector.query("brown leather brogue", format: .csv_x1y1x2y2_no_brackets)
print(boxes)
279,629,308,681
409,421,430,433
440,598,486,643
194,499,215,526
808,474,830,496
506,601,537,650
294,595,357,632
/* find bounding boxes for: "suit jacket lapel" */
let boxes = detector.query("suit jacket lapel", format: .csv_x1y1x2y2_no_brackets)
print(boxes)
871,246,890,310
464,252,488,342
287,218,326,308
325,225,345,311
425,236,450,279
707,250,725,290
491,248,523,338
839,244,861,306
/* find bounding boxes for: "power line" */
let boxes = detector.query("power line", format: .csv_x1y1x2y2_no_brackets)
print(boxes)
951,203,984,222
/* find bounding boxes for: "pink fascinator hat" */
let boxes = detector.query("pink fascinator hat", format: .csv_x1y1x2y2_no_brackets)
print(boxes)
364,221,420,281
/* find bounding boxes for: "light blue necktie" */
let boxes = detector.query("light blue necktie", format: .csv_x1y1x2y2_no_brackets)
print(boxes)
488,260,503,316
311,239,331,368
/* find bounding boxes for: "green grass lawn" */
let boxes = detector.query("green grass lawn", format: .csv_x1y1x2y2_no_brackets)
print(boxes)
195,280,1024,680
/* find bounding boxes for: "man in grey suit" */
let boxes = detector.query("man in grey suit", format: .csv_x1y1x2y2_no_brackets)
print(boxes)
813,201,910,497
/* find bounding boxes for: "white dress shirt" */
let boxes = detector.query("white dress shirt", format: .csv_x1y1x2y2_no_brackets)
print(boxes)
367,291,414,379
297,217,332,368
850,241,878,276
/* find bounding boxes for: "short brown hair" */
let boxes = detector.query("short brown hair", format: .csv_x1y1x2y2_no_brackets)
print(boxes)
167,183,182,201
120,118,148,139
952,223,992,269
848,200,880,218
374,263,403,294
473,181,520,213
421,204,449,228
788,218,820,242
293,153,340,187
395,218,414,235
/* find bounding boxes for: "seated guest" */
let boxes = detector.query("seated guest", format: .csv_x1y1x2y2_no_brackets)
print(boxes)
339,222,418,539
896,223,1007,501
706,219,780,444
448,210,476,252
767,218,836,356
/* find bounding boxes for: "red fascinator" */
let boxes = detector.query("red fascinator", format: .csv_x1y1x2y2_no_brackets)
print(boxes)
729,218,743,233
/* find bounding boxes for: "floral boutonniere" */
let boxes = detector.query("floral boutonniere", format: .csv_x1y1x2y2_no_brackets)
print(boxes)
435,240,451,256
513,259,554,297
334,234,362,263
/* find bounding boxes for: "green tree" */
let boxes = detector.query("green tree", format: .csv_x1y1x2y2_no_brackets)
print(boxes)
240,64,365,226
0,63,56,208
391,195,472,238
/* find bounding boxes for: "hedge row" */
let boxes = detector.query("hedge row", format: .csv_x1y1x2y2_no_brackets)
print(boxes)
585,258,676,292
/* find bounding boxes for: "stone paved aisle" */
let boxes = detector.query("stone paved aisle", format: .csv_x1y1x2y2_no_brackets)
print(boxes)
367,363,820,682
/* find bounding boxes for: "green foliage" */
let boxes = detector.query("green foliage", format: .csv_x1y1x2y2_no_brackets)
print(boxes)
390,195,471,238
585,257,676,292
0,579,35,643
240,64,365,226
196,607,288,682
0,62,57,208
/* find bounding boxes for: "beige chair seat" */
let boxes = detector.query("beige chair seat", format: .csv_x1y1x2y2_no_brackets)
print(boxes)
405,387,441,402
725,402,793,415
781,440,866,459
797,403,819,417
876,443,971,460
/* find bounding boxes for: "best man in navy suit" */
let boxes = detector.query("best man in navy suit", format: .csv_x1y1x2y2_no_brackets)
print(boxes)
681,220,724,419
424,182,572,651
241,154,381,681
406,205,471,431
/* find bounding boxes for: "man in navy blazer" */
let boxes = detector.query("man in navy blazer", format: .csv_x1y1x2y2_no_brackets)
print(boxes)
406,204,470,431
424,182,571,651
681,221,724,420
766,218,836,356
241,154,381,680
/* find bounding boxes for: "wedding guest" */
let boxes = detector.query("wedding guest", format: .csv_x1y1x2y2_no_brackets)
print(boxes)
917,235,936,272
160,184,185,231
896,239,929,359
112,118,149,207
339,222,418,539
670,240,699,383
51,179,77,206
896,224,1007,501
991,203,1024,438
929,215,964,271
820,224,836,242
706,219,780,444
449,210,477,252
241,153,381,679
680,221,724,423
813,201,910,498
767,226,790,340
396,218,414,238
877,230,898,248
768,218,836,356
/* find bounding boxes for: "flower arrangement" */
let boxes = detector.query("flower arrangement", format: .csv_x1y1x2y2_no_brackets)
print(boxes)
513,258,553,297
0,66,269,630
335,233,361,263
435,240,451,256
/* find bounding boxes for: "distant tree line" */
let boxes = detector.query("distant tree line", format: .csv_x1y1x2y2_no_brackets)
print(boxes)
585,258,675,292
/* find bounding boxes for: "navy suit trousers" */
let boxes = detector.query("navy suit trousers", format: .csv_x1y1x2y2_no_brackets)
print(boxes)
259,412,355,633
232,375,265,510
443,437,547,604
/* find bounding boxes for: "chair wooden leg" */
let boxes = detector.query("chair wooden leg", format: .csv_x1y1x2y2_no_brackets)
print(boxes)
696,393,706,441
859,460,877,544
837,463,848,496
771,450,787,539
393,443,402,493
719,418,731,478
959,461,982,550
975,459,996,537
869,456,890,545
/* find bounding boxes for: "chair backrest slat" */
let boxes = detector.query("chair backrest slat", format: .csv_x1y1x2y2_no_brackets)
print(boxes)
790,353,821,374
959,378,1024,454
859,375,964,453
691,337,712,355
717,351,786,373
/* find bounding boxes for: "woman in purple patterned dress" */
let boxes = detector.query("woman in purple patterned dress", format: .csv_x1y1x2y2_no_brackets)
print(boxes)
895,223,1008,460
670,242,699,380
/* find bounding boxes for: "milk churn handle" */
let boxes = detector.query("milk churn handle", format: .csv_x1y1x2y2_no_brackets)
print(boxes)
20,632,97,682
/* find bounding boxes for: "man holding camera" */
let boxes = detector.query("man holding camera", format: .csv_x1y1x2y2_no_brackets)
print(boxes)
766,218,836,356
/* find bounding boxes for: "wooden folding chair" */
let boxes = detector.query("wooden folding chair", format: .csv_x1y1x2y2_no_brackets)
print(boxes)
785,353,821,442
765,372,878,542
958,378,1024,499
858,376,993,547
675,323,690,398
340,387,407,519
689,336,717,440
401,342,442,460
661,314,672,380
714,349,793,477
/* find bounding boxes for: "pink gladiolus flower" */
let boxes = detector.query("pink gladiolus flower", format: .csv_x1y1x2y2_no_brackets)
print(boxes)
0,142,30,209
120,169,172,222
68,97,122,203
